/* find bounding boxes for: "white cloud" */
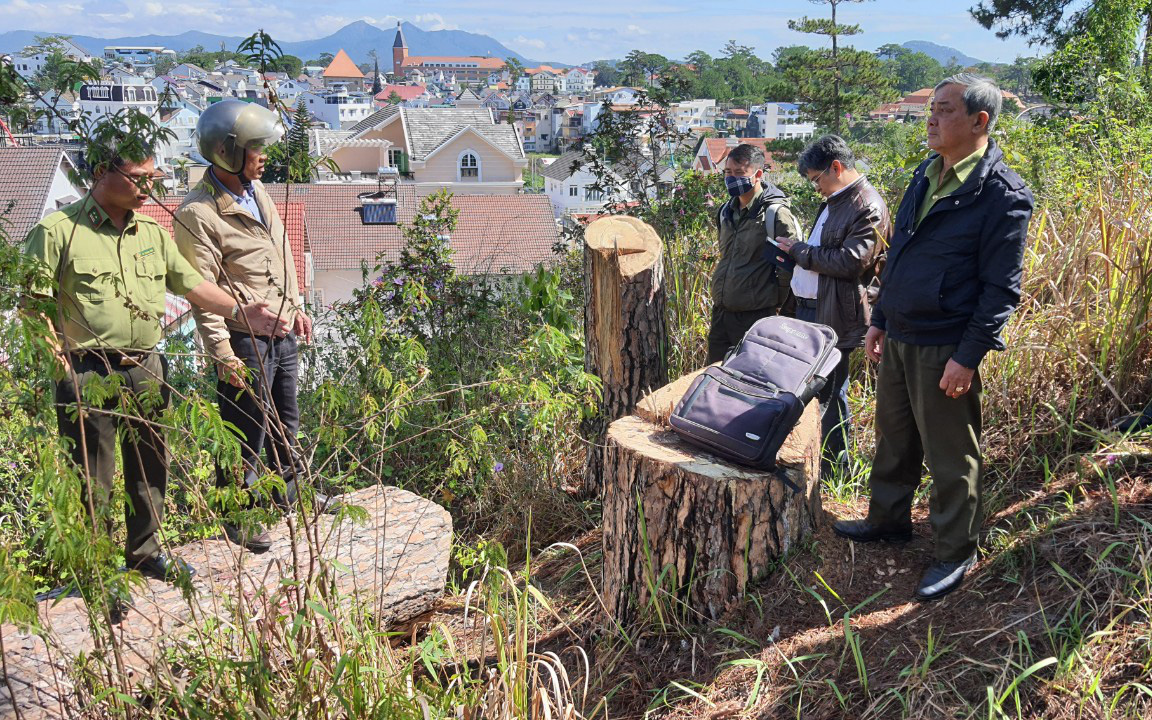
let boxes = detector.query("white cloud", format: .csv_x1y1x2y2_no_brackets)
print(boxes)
512,35,546,50
624,24,650,37
413,13,458,31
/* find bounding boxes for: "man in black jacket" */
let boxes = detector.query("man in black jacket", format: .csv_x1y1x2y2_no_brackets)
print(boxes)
707,143,804,363
833,74,1034,601
776,135,891,477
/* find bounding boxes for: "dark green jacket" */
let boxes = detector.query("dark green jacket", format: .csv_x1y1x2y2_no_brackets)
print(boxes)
711,183,804,312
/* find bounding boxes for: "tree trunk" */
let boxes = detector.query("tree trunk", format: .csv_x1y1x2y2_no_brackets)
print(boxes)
832,1,840,135
582,215,667,496
603,370,822,623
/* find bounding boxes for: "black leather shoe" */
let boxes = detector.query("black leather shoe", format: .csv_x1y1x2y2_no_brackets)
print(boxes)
915,553,976,601
832,518,913,544
133,553,196,582
223,522,273,553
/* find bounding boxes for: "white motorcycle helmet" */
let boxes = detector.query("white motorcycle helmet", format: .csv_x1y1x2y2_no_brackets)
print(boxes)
196,99,285,174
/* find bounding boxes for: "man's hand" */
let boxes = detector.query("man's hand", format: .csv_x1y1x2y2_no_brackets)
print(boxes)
939,358,976,399
864,326,885,363
775,235,798,253
240,302,290,338
218,357,247,388
54,348,71,375
293,310,313,344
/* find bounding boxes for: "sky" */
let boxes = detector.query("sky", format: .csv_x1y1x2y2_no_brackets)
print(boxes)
0,0,1039,64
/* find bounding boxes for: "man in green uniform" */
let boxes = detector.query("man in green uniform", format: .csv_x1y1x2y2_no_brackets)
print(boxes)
23,148,288,581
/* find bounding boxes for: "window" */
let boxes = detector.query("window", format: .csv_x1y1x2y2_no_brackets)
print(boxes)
388,148,404,167
569,185,578,197
585,188,603,201
459,151,480,181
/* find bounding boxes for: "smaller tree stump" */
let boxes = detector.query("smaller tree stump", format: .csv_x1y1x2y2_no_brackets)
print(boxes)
582,215,667,496
603,369,822,622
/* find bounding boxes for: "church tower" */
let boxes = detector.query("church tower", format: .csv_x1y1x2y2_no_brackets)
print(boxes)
392,21,408,81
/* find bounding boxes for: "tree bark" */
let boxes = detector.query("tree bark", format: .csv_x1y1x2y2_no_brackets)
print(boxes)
603,370,822,623
582,215,667,496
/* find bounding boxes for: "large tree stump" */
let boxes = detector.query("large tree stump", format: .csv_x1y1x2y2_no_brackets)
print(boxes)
603,369,822,622
582,215,667,496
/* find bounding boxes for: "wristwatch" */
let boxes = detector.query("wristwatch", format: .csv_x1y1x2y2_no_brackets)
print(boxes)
230,303,241,322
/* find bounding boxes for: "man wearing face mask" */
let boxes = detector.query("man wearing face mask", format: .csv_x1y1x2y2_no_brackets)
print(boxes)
175,100,334,555
707,143,804,364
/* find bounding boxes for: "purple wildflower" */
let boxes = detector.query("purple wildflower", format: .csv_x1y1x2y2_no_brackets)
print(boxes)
494,462,504,472
393,277,404,286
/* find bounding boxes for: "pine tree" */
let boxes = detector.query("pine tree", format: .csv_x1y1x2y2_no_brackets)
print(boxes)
783,0,893,132
372,56,383,95
286,97,312,182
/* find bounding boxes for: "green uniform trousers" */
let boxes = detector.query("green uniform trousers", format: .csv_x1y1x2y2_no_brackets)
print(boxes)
866,338,983,562
55,351,170,565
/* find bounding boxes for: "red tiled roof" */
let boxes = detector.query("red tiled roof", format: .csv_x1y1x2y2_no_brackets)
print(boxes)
137,199,310,292
374,84,427,103
903,88,934,102
258,184,558,275
0,147,73,245
699,138,780,171
323,49,365,79
403,56,506,69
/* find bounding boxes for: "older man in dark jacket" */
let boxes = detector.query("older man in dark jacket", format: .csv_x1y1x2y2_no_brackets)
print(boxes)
776,135,891,477
833,74,1034,602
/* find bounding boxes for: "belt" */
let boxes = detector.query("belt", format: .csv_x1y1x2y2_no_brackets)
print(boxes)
69,349,155,367
795,297,818,309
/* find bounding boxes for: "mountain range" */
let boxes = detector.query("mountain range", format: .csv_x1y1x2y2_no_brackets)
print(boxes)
900,41,986,67
0,20,989,71
0,20,537,66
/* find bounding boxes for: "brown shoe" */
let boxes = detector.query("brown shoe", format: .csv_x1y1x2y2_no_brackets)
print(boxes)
222,522,273,553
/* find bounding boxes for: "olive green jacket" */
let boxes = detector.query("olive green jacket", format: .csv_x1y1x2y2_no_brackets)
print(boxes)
711,183,804,313
23,197,204,351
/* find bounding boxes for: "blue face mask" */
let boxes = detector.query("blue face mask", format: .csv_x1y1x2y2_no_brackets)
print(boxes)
725,174,755,198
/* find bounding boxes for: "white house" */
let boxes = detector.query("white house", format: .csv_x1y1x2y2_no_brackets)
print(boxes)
300,84,375,130
106,66,147,85
599,87,642,105
529,70,558,94
0,146,85,244
671,99,717,132
104,45,168,67
13,37,93,79
31,91,81,135
564,68,594,95
78,82,160,122
169,63,209,81
273,78,308,104
748,102,816,140
157,106,201,169
541,149,630,218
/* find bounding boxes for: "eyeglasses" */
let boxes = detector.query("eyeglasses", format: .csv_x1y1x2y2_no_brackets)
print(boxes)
808,166,830,188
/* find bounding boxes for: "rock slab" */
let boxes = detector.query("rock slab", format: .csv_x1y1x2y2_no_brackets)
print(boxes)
0,485,452,719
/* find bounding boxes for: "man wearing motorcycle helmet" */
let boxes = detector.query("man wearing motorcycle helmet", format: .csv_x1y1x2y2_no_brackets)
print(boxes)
175,100,336,553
